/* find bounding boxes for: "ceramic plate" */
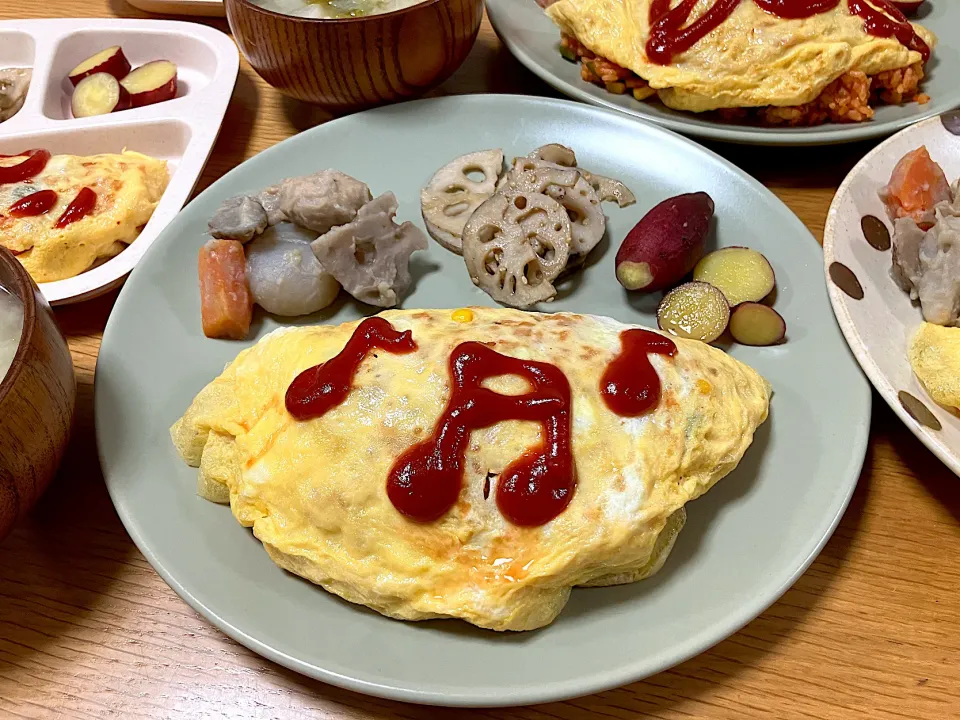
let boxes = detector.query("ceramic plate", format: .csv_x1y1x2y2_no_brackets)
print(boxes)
824,112,960,476
486,0,960,146
95,95,870,706
0,19,238,304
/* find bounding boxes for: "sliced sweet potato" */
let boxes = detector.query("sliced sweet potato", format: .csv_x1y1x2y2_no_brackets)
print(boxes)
729,303,786,346
68,46,131,85
615,191,714,293
656,281,730,343
199,239,252,340
71,73,130,117
692,247,775,307
121,60,178,108
879,146,952,228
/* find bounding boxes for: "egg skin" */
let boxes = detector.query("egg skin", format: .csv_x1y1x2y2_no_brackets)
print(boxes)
546,0,937,112
910,322,960,414
0,151,168,282
171,308,771,631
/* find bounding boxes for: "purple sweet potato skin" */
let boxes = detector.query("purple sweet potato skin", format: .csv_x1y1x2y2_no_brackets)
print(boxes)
615,191,714,293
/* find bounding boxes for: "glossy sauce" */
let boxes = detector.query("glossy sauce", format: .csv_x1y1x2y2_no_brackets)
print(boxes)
54,187,97,229
387,341,575,527
0,149,51,185
647,0,928,65
285,316,418,420
600,329,677,416
7,189,57,218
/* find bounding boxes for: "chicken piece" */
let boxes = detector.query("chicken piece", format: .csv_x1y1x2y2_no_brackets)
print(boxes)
916,212,960,326
198,239,253,340
208,195,269,243
879,147,953,229
278,170,372,234
311,192,427,307
245,223,340,317
891,217,925,297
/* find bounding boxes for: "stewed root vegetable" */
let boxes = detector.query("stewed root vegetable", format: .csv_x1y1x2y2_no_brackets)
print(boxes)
692,247,775,306
121,60,178,107
199,239,253,340
656,281,730,343
68,46,131,85
729,303,786,346
71,72,130,117
615,191,714,292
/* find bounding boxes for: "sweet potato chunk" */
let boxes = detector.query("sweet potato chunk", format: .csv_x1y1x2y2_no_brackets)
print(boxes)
656,281,730,343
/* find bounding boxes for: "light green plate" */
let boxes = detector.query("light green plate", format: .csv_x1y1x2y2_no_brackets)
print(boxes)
95,96,869,706
487,0,959,146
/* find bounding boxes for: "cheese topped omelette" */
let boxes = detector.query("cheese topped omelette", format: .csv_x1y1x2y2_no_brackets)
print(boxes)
172,308,771,631
546,0,937,112
0,151,168,282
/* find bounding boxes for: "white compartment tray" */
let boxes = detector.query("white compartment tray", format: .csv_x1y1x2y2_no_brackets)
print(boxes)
0,18,239,304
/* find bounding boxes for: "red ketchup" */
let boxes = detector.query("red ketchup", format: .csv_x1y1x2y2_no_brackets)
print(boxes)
8,189,58,218
54,187,97,229
647,0,928,65
849,0,930,62
0,149,51,185
600,329,677,416
387,342,575,527
285,316,418,420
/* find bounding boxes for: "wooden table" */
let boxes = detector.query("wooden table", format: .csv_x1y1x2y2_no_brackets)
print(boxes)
2,3,959,718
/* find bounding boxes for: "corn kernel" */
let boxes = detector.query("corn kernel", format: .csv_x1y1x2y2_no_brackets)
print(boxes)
452,308,474,323
697,379,712,395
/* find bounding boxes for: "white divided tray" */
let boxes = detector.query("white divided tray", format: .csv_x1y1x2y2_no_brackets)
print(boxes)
0,19,239,304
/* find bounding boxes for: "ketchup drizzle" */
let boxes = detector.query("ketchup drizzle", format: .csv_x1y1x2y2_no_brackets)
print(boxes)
386,342,575,527
285,316,418,421
849,0,930,62
8,189,57,218
0,149,51,185
647,0,929,65
54,187,97,229
600,330,677,416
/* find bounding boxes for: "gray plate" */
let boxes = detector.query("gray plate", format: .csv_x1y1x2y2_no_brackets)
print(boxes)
486,0,959,146
95,95,870,707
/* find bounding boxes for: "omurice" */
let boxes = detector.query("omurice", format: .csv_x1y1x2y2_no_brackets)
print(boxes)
0,149,168,282
543,0,937,125
171,307,771,631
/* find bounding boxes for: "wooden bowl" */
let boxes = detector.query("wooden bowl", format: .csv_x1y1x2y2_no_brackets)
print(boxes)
226,0,484,112
0,248,76,541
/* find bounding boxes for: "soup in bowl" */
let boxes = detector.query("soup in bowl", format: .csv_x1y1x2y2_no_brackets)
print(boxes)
226,0,484,111
0,247,75,541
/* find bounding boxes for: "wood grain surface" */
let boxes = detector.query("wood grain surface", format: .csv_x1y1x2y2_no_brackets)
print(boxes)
2,3,960,719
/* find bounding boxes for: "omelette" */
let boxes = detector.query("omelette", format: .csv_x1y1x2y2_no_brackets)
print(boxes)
172,308,771,631
909,322,960,415
0,150,168,282
545,0,936,122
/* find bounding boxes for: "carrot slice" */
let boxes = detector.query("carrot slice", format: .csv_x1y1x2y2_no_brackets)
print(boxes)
198,239,252,340
881,146,952,227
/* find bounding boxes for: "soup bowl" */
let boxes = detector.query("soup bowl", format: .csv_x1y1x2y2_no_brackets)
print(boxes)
226,0,484,112
0,248,76,541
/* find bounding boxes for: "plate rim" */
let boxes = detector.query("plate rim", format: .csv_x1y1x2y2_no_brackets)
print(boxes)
95,93,871,706
823,114,960,477
485,0,957,147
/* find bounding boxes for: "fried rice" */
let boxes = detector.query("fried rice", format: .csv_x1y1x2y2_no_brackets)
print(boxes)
560,34,929,127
